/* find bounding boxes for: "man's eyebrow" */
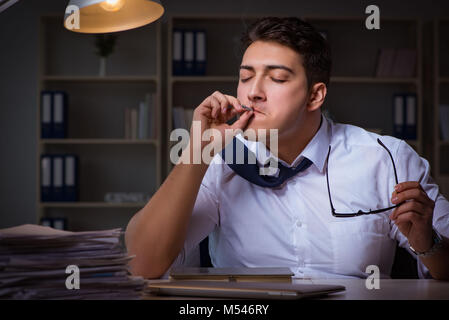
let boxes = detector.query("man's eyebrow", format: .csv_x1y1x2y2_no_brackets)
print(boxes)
266,65,295,74
239,65,294,74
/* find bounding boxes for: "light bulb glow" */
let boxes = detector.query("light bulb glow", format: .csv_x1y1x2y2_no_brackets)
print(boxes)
100,0,125,12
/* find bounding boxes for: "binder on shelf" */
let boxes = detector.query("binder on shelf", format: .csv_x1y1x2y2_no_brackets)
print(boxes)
184,30,195,75
392,94,417,140
41,91,53,139
40,217,68,230
52,91,68,139
52,217,67,230
40,217,52,227
40,155,52,202
40,91,68,139
195,30,207,75
404,94,417,140
64,155,78,202
393,94,404,138
52,155,64,202
173,29,184,75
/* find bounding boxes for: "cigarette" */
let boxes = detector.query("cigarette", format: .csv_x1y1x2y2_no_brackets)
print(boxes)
227,105,253,111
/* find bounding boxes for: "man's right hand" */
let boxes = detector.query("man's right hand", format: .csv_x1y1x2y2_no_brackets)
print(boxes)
187,91,254,160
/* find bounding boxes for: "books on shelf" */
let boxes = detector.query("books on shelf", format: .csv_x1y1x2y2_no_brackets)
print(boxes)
124,93,157,140
40,91,68,139
375,48,416,77
440,104,449,141
393,94,417,140
41,154,79,202
40,217,67,230
172,29,207,76
172,106,194,131
104,192,150,203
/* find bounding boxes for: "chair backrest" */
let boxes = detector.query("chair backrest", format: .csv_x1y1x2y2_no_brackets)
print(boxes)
199,237,213,267
390,244,418,279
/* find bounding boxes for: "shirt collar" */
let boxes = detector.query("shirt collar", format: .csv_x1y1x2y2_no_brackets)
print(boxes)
235,114,331,174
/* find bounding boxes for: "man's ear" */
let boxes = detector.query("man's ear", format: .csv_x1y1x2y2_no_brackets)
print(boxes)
307,82,327,112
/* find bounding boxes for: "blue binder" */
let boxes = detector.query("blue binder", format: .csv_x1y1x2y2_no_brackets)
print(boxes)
52,155,65,202
173,29,184,75
40,217,53,227
41,91,53,139
183,30,195,75
392,94,405,139
52,91,68,139
194,30,207,75
41,155,52,202
63,154,78,201
52,217,67,230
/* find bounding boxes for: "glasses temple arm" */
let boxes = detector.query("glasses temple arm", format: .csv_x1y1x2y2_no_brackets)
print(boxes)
325,145,337,213
377,138,399,185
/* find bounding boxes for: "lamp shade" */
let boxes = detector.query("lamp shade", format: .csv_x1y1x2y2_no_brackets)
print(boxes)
64,0,164,33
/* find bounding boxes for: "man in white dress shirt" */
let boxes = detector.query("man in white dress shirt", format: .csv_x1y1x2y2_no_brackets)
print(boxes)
125,17,449,280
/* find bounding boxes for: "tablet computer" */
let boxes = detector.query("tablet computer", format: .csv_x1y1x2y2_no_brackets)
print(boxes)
169,267,294,282
147,280,345,300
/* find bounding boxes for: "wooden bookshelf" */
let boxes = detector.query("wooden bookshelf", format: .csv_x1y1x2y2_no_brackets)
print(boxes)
40,139,159,145
36,15,162,231
39,202,146,209
166,16,423,173
433,19,449,198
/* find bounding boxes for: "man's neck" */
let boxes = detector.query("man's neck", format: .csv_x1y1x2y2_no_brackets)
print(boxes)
276,114,322,165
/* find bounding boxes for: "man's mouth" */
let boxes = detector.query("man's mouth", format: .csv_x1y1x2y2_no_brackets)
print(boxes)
249,105,266,115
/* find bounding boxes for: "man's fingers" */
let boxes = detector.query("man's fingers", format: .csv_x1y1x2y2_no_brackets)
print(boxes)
391,188,433,206
231,110,254,130
224,94,244,113
394,211,423,226
210,96,222,119
394,181,422,193
389,201,427,220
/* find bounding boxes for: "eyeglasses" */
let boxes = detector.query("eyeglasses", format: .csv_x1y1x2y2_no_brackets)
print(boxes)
325,138,400,218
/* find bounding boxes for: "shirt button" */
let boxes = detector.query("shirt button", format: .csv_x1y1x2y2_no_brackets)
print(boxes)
296,221,302,228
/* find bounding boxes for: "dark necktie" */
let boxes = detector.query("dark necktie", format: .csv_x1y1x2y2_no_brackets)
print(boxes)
220,136,312,188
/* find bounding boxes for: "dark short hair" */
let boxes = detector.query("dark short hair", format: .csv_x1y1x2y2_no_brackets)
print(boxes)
241,17,332,89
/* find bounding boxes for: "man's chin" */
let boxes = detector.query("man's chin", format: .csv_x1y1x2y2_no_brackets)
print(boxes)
242,122,278,142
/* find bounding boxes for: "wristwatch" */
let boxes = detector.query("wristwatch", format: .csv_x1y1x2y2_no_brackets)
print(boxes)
410,228,444,257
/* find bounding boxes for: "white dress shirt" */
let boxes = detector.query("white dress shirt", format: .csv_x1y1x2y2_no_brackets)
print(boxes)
168,115,449,279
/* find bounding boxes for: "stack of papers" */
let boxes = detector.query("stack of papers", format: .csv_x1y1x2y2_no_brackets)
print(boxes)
0,224,145,299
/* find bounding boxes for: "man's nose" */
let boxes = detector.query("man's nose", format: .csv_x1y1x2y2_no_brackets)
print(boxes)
248,77,266,103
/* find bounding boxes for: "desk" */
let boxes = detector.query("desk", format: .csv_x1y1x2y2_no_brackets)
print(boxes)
145,279,449,300
295,279,449,300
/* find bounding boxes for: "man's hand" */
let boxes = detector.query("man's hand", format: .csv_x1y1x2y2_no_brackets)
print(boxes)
389,181,435,253
190,91,254,157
